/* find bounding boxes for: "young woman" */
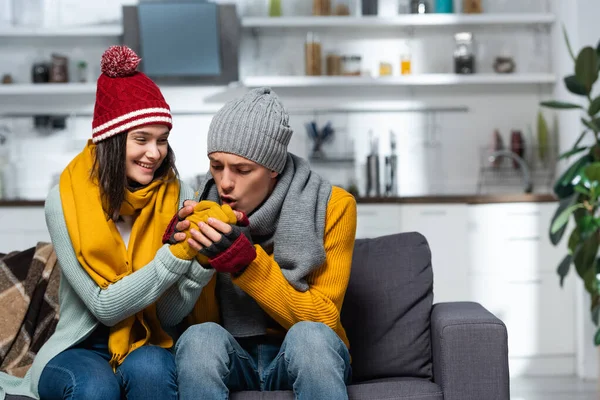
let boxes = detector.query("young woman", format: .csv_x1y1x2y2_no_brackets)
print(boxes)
0,46,214,400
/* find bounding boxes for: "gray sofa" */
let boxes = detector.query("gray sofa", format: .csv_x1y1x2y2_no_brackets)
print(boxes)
6,232,509,400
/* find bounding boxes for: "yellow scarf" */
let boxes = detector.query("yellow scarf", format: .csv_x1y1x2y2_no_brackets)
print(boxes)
59,140,180,368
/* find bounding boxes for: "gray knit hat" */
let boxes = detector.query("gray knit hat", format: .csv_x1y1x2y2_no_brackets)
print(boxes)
207,87,293,174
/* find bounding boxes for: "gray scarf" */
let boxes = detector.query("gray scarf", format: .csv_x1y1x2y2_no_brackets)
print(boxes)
197,153,332,337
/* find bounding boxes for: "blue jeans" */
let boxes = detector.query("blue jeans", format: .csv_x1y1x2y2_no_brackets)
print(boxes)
38,327,177,400
175,321,351,400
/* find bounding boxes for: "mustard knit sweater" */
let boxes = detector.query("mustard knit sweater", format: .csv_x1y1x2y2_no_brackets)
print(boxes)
184,186,356,347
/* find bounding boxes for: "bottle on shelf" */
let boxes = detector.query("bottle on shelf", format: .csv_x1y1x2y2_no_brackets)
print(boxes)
268,0,282,17
400,41,412,75
305,32,322,76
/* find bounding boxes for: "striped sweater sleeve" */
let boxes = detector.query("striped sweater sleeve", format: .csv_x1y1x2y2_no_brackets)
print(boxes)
45,184,193,327
232,187,356,346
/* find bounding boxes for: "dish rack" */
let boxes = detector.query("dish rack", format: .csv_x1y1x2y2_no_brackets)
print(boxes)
476,145,557,194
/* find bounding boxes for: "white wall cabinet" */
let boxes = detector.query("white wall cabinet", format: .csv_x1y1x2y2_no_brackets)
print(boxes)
398,204,470,303
356,200,576,376
468,202,576,376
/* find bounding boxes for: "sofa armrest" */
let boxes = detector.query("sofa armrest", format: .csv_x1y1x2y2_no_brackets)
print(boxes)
431,301,509,400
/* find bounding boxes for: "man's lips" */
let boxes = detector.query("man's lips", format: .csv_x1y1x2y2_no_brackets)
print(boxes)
221,196,236,205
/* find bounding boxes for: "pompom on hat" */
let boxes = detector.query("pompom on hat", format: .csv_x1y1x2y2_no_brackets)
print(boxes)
91,46,172,143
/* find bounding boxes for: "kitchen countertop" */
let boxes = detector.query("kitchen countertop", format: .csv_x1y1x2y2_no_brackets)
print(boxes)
0,193,557,207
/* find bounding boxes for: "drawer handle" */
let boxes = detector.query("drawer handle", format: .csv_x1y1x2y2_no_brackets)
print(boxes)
507,236,540,242
419,210,447,216
358,211,378,216
508,279,542,285
507,211,541,216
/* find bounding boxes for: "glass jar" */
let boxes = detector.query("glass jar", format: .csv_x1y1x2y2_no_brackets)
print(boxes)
326,53,342,76
313,0,331,16
341,55,361,76
454,32,476,74
333,0,351,15
410,0,430,14
463,0,482,14
435,0,453,13
268,0,282,17
400,41,412,75
305,33,322,76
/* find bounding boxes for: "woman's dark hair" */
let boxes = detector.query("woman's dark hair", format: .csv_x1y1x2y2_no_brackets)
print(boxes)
92,132,179,221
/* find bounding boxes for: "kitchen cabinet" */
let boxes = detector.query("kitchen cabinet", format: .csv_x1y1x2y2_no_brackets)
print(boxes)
399,204,470,303
468,202,564,276
468,202,576,376
355,204,402,239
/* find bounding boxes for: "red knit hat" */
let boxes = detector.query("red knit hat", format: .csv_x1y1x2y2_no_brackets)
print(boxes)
92,46,172,143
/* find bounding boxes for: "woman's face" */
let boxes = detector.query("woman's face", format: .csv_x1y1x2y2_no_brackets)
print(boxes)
125,125,170,186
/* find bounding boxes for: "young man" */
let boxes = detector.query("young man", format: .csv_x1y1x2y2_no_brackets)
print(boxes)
165,87,356,399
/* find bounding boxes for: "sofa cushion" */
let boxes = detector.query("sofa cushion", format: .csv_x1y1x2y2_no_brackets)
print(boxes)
341,232,434,382
230,377,442,400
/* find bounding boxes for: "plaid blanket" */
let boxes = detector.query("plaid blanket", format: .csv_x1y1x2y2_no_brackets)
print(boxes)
0,243,60,378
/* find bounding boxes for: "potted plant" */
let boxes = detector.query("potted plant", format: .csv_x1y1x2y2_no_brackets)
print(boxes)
542,29,600,344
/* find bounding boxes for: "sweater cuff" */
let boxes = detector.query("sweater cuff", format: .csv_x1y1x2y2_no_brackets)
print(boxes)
185,259,215,284
156,244,192,275
209,234,256,274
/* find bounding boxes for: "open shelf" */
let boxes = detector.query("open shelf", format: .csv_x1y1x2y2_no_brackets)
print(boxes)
0,24,123,37
0,83,97,95
242,13,555,29
242,74,557,88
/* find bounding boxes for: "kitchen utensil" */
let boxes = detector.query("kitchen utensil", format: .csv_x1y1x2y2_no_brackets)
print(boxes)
366,130,380,196
537,110,549,163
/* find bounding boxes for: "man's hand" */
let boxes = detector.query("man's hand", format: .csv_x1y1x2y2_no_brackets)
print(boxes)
173,200,244,243
193,216,256,275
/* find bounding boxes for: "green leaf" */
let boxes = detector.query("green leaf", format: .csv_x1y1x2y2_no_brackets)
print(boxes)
575,47,599,92
537,111,549,162
550,193,579,245
557,254,572,287
594,327,600,346
593,304,600,326
560,146,589,160
573,235,599,288
540,100,583,109
569,229,581,254
551,204,585,234
585,163,600,181
563,25,576,62
565,75,589,96
573,130,589,150
575,184,591,196
554,153,593,198
582,117,600,132
579,215,600,240
592,294,600,325
590,96,600,116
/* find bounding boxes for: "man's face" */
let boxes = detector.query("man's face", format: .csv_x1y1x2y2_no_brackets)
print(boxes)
209,152,278,216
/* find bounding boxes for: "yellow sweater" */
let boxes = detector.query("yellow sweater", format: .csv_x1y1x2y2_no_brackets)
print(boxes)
188,186,357,348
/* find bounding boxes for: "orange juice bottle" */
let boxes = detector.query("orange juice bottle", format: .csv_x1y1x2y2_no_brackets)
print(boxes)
400,55,411,75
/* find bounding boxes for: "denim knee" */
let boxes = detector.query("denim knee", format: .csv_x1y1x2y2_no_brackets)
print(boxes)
177,323,230,351
77,376,121,400
120,345,176,382
40,364,121,400
176,323,232,367
284,322,346,366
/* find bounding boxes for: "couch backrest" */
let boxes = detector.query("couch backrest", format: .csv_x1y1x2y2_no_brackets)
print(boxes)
341,232,433,382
